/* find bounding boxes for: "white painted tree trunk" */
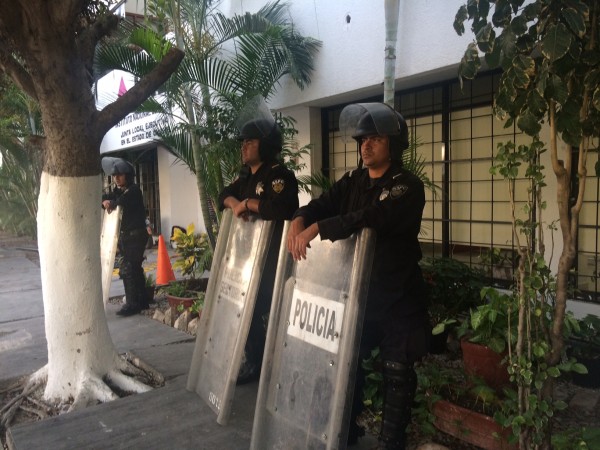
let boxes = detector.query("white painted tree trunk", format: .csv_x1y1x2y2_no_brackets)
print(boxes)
34,172,150,409
384,0,400,106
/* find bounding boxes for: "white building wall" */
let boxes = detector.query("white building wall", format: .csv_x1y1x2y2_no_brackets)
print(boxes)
223,0,472,108
157,150,204,239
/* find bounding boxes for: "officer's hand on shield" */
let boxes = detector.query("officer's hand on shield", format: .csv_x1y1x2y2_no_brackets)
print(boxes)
287,217,319,261
223,196,250,221
232,200,250,221
102,200,114,213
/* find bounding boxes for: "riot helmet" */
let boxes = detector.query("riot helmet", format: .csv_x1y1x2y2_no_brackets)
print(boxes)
340,103,409,161
235,95,282,161
101,156,135,185
237,118,283,161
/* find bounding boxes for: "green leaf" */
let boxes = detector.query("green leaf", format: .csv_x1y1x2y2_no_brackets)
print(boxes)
546,75,569,106
459,43,482,80
561,6,587,38
453,5,468,35
498,28,518,64
476,23,495,53
571,363,588,374
584,68,600,92
541,23,572,62
527,89,547,117
432,323,446,335
517,112,542,136
492,0,512,27
510,13,528,35
485,43,502,68
471,310,484,330
581,49,600,67
547,366,560,377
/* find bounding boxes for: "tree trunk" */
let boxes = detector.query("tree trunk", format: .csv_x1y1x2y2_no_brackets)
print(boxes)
383,0,400,106
36,173,150,407
0,0,183,407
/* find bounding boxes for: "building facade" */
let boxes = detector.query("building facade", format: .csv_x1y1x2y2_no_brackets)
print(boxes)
100,0,599,314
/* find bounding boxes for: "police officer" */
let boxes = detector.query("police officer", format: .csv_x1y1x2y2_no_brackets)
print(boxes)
102,157,150,316
287,103,429,449
219,116,299,383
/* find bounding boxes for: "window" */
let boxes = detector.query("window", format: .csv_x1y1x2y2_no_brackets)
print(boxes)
322,72,600,301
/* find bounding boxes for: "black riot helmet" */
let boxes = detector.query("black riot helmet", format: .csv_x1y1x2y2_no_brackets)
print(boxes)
340,103,409,161
235,95,283,162
237,118,283,161
101,156,135,184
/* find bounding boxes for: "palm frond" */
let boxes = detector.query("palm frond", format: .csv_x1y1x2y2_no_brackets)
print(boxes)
93,22,173,80
297,172,334,196
154,120,195,169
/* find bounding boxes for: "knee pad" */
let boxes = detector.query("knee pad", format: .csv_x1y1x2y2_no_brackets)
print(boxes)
119,259,134,279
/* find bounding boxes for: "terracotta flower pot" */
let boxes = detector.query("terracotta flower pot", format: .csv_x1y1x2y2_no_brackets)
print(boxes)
166,294,195,309
433,399,517,450
461,338,510,392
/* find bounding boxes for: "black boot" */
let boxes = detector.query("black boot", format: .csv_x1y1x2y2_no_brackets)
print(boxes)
236,339,260,385
376,361,417,450
117,278,142,316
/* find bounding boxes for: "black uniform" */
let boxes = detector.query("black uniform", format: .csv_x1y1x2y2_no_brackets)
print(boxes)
103,183,149,312
219,159,299,382
293,159,429,448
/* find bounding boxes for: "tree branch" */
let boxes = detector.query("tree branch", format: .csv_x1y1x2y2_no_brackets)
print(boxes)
95,47,184,138
77,13,120,82
0,45,38,101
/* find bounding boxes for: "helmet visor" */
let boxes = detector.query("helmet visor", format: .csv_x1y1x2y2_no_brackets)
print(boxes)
340,103,405,142
101,157,134,175
235,95,276,140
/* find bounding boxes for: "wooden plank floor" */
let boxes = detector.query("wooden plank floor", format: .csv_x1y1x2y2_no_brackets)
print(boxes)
7,376,256,450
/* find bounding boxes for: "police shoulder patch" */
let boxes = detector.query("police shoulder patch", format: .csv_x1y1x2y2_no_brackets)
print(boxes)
272,178,285,194
256,181,265,196
390,184,408,199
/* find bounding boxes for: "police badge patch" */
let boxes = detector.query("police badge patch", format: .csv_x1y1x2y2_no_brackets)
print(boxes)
390,184,408,199
272,178,285,194
256,182,264,196
379,189,390,201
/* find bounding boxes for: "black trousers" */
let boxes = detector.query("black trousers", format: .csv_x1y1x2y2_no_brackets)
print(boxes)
118,228,148,307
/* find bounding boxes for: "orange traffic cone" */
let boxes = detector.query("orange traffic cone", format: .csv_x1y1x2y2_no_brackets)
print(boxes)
156,235,176,286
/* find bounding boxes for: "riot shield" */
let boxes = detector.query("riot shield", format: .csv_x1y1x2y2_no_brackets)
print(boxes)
251,225,376,450
100,206,122,307
186,209,275,425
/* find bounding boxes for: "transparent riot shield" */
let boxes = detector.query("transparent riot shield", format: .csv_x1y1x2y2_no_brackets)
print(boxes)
186,209,275,424
100,206,122,307
251,225,376,450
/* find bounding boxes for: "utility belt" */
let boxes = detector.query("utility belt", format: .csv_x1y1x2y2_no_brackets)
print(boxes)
120,228,147,237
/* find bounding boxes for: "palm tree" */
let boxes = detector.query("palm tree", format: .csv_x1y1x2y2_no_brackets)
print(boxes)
143,0,321,249
0,76,43,238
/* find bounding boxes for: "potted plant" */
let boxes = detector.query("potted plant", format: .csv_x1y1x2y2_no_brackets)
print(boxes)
456,287,517,392
420,257,486,353
414,355,517,450
144,273,156,305
171,223,212,284
176,294,205,319
566,314,600,388
164,280,196,309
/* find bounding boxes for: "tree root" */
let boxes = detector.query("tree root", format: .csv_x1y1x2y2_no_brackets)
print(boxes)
69,375,119,412
68,354,160,412
124,352,165,385
1,354,164,426
0,378,43,429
